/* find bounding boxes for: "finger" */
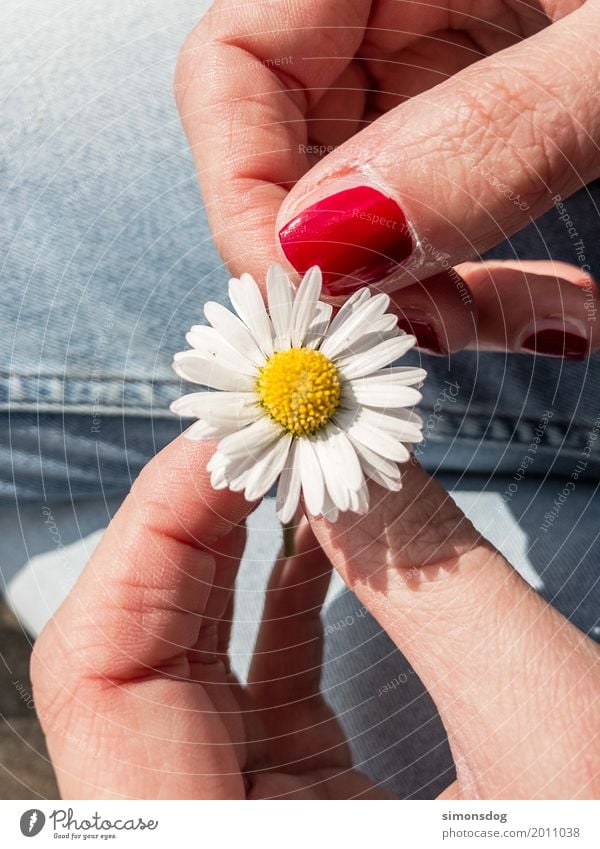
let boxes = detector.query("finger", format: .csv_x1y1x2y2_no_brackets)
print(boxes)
175,0,369,282
276,4,600,296
191,523,246,673
391,261,599,356
30,436,256,798
249,520,332,704
309,461,600,798
390,268,477,354
247,521,351,773
37,437,252,681
459,259,599,357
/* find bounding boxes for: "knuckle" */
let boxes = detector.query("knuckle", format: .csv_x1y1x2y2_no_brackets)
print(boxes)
454,68,549,209
174,32,202,112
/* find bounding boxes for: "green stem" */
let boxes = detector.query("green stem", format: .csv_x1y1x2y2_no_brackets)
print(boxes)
282,520,295,559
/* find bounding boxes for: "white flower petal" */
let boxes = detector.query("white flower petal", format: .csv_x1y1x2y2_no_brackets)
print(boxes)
335,408,411,462
319,489,339,523
170,391,259,420
320,292,389,359
173,351,255,392
207,451,226,473
321,425,363,489
210,464,229,490
369,313,398,334
229,467,255,492
276,440,302,524
185,420,222,441
347,437,403,492
313,432,350,511
218,415,280,459
325,288,371,338
243,434,293,502
171,393,206,417
204,301,266,366
221,450,265,491
348,482,369,515
228,470,253,492
363,365,427,387
225,437,278,491
332,331,393,360
360,406,423,438
267,264,294,351
351,312,399,344
297,437,325,516
337,334,417,379
291,266,322,347
185,325,257,377
304,301,333,349
347,434,402,480
347,379,422,409
172,267,428,515
338,313,403,359
229,273,274,357
344,405,423,444
351,423,411,462
185,418,254,441
367,467,403,492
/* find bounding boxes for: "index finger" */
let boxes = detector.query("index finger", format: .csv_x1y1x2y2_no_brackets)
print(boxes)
175,0,368,281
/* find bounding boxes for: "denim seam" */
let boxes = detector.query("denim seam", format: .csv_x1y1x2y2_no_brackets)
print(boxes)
1,373,181,412
3,376,596,452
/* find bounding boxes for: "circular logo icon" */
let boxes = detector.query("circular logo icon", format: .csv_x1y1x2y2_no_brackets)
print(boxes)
20,810,45,837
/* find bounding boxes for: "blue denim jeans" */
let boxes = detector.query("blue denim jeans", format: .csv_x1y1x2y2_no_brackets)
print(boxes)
1,0,599,799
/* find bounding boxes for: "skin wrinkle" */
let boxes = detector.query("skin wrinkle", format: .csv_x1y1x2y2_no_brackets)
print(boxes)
364,475,477,567
310,469,598,796
465,65,589,199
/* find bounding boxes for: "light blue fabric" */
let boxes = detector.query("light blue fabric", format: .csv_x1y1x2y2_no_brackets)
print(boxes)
1,0,599,799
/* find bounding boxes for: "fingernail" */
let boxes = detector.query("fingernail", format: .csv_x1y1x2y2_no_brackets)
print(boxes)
519,325,588,359
396,311,445,355
278,185,413,296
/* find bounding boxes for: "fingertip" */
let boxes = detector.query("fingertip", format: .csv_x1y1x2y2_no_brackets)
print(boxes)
390,269,477,355
459,260,600,356
113,435,255,553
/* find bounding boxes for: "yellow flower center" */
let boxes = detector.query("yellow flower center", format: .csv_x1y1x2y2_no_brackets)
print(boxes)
257,347,341,437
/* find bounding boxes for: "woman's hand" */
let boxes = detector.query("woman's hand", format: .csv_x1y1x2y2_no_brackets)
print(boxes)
31,436,599,798
29,437,388,799
175,0,600,357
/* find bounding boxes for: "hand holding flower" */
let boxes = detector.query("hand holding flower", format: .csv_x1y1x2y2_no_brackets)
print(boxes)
30,436,598,798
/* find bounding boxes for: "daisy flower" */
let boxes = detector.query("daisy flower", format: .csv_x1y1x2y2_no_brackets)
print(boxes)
171,265,426,523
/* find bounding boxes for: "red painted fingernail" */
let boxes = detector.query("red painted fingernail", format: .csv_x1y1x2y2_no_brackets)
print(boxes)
278,186,413,296
396,316,444,355
520,329,588,359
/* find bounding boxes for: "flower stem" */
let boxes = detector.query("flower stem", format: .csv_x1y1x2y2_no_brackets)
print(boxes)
282,520,295,558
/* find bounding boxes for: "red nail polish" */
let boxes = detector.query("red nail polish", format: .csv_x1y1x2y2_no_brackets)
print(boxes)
278,186,413,296
521,329,588,359
396,317,444,355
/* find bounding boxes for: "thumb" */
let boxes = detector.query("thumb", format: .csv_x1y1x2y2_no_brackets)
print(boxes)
30,436,254,798
309,460,599,799
277,3,600,298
